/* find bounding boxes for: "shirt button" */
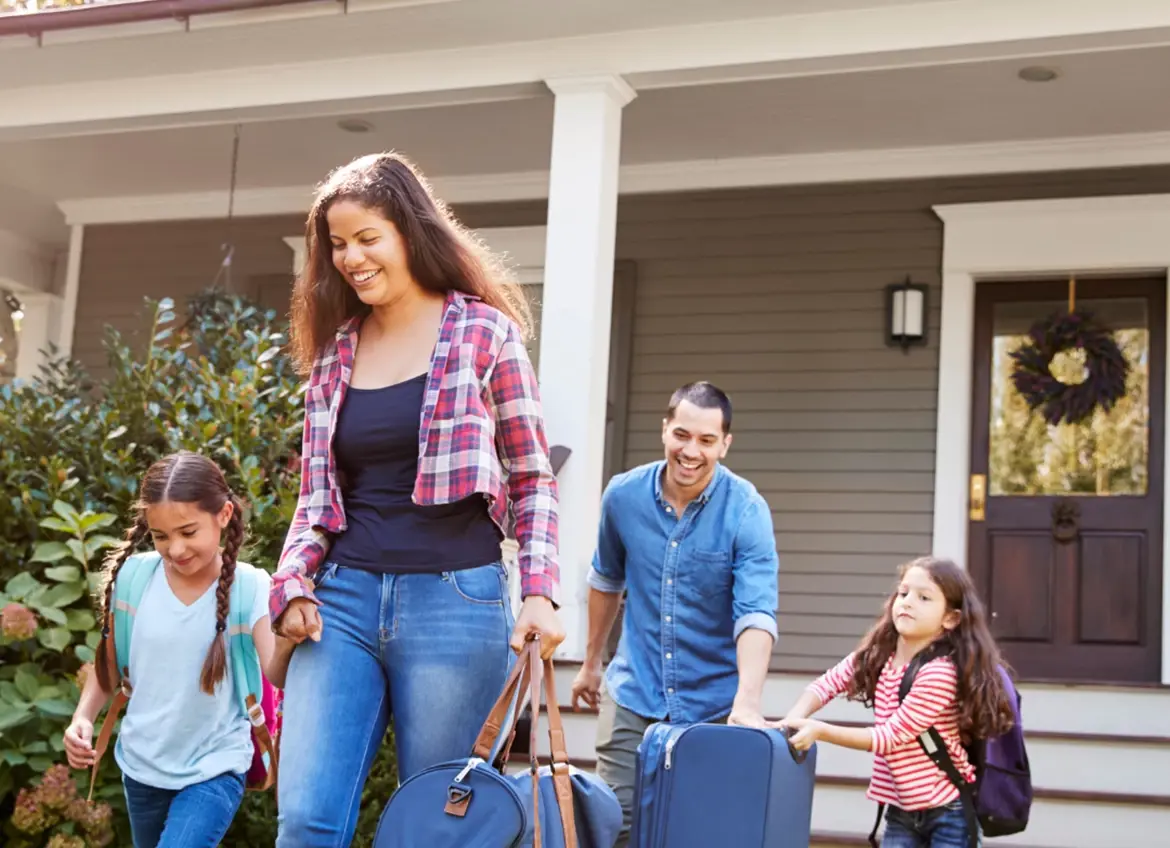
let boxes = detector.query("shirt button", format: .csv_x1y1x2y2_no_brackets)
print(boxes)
666,652,672,659
671,541,678,548
667,688,674,694
666,506,673,513
665,616,672,623
667,579,673,585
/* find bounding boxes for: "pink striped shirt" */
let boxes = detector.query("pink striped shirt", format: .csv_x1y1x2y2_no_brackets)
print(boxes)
808,652,975,810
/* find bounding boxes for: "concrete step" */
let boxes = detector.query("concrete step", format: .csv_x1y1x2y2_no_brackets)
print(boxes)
530,701,1170,797
811,779,1170,848
520,664,1170,847
504,756,1123,848
546,663,1170,739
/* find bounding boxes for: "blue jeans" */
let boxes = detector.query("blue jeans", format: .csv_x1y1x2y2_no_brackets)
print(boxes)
275,562,517,848
882,800,981,847
122,771,244,848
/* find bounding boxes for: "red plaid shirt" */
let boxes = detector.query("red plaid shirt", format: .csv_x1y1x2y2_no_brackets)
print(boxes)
269,290,560,622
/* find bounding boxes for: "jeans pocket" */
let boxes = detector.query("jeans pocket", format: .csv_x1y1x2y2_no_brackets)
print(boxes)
312,561,341,590
446,562,506,605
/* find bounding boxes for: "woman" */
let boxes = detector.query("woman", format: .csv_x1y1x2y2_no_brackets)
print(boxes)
270,152,564,847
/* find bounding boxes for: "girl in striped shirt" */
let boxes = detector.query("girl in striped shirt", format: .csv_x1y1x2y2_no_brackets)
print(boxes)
778,556,1014,847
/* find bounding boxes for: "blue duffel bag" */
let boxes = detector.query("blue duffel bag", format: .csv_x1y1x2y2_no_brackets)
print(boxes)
374,637,623,848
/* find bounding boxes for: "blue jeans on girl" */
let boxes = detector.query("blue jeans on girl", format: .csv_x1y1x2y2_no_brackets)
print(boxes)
275,561,516,848
882,800,982,847
122,770,244,848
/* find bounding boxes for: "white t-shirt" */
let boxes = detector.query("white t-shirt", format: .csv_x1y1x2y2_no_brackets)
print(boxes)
114,561,270,790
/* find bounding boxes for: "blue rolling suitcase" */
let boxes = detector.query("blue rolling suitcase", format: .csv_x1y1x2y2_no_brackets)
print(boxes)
630,723,816,848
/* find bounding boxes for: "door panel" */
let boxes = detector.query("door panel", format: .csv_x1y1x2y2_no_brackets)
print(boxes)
969,277,1164,682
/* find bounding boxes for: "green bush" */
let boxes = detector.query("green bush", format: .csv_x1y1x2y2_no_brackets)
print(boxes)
0,291,398,845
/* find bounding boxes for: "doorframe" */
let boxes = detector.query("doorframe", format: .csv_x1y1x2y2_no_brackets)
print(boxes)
931,193,1170,685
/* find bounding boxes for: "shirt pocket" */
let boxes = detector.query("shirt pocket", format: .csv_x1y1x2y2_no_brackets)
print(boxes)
681,548,734,599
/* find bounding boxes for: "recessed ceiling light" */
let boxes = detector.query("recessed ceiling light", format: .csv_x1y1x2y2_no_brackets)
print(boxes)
1018,66,1059,83
337,118,374,133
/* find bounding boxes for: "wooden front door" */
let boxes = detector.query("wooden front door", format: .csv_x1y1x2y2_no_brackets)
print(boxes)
968,277,1165,683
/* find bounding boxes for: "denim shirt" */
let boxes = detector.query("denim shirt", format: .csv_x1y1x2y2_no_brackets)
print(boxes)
588,461,780,723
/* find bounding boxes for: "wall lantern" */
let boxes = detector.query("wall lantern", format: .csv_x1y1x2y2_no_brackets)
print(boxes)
4,292,23,324
885,277,927,351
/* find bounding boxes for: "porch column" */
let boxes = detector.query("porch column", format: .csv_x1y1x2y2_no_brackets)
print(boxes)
537,75,635,660
14,292,59,383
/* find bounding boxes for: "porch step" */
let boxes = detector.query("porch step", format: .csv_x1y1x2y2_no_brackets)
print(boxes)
503,756,1097,848
520,663,1170,847
547,663,1170,738
530,705,1170,796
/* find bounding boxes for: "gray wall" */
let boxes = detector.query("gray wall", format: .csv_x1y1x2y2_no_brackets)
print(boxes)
73,166,1170,673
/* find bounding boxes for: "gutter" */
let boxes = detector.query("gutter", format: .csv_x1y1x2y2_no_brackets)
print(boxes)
0,0,335,37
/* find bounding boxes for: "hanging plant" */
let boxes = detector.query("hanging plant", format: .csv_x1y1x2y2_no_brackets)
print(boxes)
1009,309,1129,426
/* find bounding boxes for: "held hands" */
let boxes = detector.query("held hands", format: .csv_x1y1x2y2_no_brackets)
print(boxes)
63,717,96,770
570,661,603,711
510,595,564,660
277,597,323,644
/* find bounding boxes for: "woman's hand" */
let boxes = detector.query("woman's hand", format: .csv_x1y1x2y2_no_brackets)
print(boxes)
277,597,323,645
510,595,565,660
64,717,96,769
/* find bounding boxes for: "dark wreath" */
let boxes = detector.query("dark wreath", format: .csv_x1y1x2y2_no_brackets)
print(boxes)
1008,310,1129,426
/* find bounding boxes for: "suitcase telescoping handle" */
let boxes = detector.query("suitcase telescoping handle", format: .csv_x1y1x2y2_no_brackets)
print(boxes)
780,725,809,765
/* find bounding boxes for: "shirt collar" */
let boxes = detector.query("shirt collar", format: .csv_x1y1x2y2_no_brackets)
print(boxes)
334,289,473,344
654,460,724,509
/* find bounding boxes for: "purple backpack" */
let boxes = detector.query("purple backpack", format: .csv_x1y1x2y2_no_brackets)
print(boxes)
868,649,1033,848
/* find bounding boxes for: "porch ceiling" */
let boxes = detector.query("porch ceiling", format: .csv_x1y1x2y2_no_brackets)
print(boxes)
0,0,946,85
4,42,1170,246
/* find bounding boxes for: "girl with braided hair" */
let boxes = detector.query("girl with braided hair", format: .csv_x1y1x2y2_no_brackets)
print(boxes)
62,451,281,848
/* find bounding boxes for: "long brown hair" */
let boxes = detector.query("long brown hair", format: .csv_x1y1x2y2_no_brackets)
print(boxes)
289,151,532,374
96,452,246,697
847,556,1015,743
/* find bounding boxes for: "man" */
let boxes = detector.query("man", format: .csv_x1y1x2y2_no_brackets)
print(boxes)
570,381,780,846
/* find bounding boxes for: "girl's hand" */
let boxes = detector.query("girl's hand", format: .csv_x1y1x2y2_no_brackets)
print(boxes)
510,596,565,660
775,717,822,751
64,717,96,769
278,597,323,644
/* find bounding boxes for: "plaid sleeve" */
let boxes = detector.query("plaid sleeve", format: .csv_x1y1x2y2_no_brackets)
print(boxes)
269,369,329,625
487,320,561,605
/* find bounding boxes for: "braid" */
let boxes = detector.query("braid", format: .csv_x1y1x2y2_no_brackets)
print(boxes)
95,518,149,694
199,497,246,695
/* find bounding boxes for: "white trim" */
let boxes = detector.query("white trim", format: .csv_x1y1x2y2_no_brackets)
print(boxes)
0,229,55,294
56,129,1170,226
931,193,1170,684
282,236,305,276
473,225,546,285
280,226,546,282
56,225,83,359
9,0,1170,135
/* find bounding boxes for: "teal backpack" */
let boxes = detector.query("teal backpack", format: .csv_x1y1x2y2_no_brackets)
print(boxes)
90,552,279,796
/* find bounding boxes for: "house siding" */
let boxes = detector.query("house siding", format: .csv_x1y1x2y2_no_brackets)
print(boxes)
73,167,1170,672
613,168,1170,672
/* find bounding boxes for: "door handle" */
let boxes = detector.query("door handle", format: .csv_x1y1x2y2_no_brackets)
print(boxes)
969,474,986,521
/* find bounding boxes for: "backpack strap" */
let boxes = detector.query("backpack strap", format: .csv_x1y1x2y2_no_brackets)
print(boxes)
229,563,278,791
897,649,979,848
112,553,163,684
867,803,885,847
90,552,161,801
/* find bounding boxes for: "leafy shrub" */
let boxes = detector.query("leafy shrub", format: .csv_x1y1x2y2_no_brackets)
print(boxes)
0,290,399,845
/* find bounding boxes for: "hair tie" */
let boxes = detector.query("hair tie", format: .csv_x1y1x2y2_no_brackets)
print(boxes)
216,621,227,633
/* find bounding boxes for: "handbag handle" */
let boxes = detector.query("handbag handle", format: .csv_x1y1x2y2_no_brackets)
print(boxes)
466,636,578,848
525,637,578,848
